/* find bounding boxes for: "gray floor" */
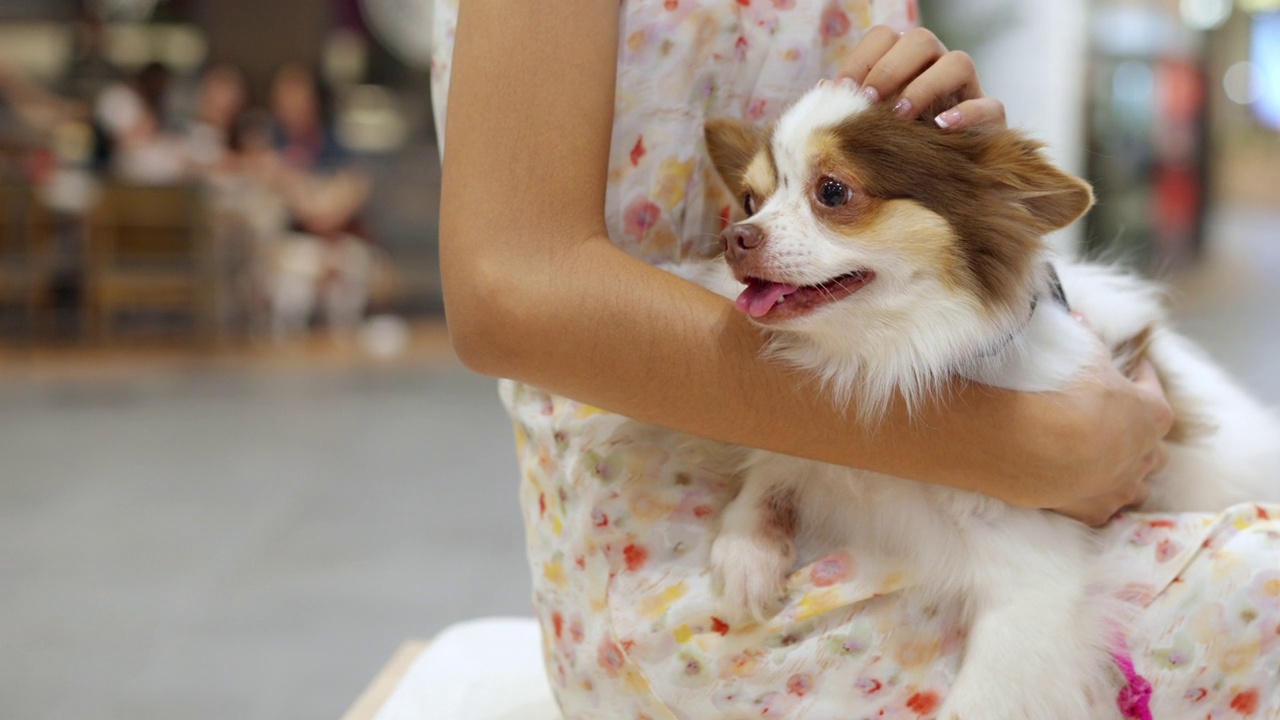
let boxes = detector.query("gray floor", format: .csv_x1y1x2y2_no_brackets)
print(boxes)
0,369,527,720
1,209,1277,720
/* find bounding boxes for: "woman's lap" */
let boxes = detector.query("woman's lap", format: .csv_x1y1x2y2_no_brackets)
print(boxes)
506,382,1280,718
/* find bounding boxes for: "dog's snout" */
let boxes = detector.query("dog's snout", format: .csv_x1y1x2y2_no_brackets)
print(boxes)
722,223,764,261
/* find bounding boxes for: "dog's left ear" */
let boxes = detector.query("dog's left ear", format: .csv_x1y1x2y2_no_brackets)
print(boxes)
983,135,1095,232
705,118,764,189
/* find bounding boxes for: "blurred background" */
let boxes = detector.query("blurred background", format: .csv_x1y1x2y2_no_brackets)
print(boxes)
0,0,1276,718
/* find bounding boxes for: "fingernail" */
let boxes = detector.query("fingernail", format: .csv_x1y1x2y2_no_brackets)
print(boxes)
893,97,913,118
818,78,832,89
931,107,962,127
860,85,880,103
934,109,962,129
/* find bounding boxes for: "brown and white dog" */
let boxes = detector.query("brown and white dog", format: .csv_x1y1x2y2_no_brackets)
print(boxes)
669,81,1280,719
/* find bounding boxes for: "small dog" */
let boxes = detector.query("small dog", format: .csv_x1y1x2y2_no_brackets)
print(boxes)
679,81,1280,720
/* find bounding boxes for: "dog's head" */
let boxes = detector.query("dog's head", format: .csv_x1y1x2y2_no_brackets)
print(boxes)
705,83,1093,360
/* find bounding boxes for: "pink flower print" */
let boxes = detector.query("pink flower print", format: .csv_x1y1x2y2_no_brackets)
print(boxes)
1128,523,1157,547
1115,582,1157,607
710,616,730,636
746,98,768,121
597,638,625,676
854,676,883,695
820,1,851,44
720,648,767,677
1155,537,1181,562
630,136,646,166
786,673,814,696
1150,633,1195,670
676,648,710,684
906,690,941,716
1231,688,1260,715
734,35,749,62
810,551,856,587
772,0,796,8
828,627,871,657
587,449,625,482
623,543,649,572
664,0,678,8
623,196,661,240
753,691,797,716
907,0,919,23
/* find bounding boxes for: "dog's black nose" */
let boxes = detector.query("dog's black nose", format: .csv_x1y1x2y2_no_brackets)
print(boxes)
722,223,764,261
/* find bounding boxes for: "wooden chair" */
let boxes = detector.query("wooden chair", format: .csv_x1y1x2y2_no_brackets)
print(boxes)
86,183,218,346
0,184,55,343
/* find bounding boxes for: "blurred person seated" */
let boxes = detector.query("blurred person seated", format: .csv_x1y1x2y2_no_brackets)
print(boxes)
185,63,250,178
98,62,188,185
263,62,374,341
186,65,265,337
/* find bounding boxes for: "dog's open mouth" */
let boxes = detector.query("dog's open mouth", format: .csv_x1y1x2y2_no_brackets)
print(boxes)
735,270,875,319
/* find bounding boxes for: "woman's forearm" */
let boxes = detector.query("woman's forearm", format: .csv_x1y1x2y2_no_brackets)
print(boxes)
449,225,1085,507
440,0,1111,510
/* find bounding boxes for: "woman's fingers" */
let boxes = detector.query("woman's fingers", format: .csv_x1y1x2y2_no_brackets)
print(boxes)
933,97,1007,130
1131,359,1175,438
837,25,901,87
893,49,982,120
1049,336,1175,526
858,27,946,105
836,26,1006,130
1063,496,1123,528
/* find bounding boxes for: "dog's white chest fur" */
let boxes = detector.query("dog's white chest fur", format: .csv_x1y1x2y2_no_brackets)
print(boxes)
673,257,1280,720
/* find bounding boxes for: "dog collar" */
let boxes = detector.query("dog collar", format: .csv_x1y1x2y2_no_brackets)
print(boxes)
1044,262,1069,311
978,262,1069,358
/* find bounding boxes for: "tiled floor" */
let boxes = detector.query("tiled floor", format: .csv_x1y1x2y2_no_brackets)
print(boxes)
1,208,1277,720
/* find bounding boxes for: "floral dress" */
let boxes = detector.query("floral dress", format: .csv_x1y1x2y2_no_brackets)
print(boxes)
430,2,1280,717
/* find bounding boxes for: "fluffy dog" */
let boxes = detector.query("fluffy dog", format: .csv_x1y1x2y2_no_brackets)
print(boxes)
675,81,1280,720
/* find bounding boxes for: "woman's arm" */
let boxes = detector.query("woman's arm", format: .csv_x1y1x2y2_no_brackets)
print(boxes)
441,1,1171,522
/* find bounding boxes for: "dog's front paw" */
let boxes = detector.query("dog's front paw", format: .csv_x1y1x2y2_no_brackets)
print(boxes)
710,531,793,621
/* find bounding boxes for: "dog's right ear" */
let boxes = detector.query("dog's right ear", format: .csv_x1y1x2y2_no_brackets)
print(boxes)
705,118,764,189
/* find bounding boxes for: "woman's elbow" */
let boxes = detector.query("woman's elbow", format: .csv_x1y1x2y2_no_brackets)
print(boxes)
441,252,532,378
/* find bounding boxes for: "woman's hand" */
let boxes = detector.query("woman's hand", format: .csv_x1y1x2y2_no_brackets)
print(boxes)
838,25,1006,131
1032,334,1174,526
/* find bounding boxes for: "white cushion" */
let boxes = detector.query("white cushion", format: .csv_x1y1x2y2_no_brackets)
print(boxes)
373,617,561,720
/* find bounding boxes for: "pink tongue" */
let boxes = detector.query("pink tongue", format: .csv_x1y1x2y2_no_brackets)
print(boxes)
735,280,799,318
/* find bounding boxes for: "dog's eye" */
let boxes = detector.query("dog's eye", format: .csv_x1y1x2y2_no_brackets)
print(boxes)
817,178,851,208
742,192,756,216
